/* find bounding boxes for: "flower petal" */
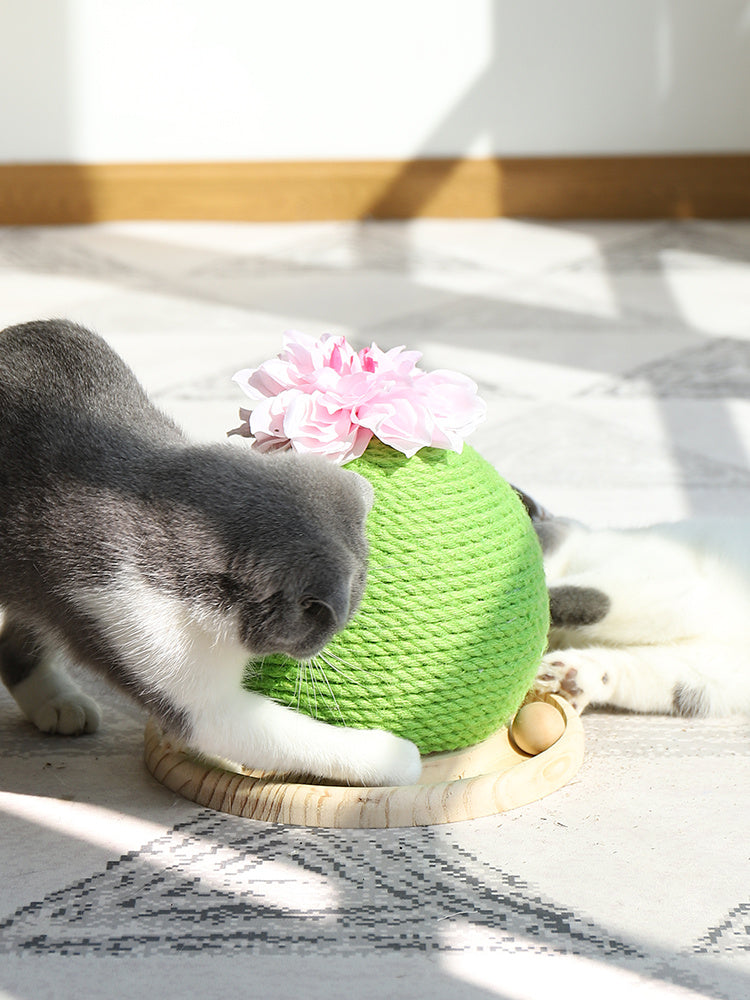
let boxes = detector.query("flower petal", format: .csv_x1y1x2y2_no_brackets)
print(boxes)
232,332,486,462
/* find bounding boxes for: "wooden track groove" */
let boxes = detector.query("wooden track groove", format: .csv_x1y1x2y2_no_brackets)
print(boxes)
144,695,584,829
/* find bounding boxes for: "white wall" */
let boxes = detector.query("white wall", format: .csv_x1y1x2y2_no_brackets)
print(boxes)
2,0,750,163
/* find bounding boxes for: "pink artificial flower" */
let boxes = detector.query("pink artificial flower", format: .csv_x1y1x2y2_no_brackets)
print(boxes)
359,342,423,378
279,390,373,464
246,388,372,463
415,370,488,443
230,331,486,464
355,389,436,458
232,331,365,402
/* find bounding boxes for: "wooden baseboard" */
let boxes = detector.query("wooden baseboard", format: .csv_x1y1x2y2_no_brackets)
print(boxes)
1,155,749,225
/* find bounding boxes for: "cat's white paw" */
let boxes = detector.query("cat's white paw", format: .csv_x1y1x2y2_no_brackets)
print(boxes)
341,729,423,787
31,693,101,736
10,657,102,736
533,650,613,713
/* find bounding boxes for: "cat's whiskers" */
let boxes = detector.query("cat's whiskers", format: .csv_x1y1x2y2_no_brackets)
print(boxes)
310,656,343,722
293,660,309,715
303,661,318,719
242,654,267,684
291,659,305,713
317,648,353,668
284,656,345,724
302,661,317,719
315,650,366,689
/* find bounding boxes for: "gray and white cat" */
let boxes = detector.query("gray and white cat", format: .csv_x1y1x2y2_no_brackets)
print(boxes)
0,319,421,786
518,492,750,717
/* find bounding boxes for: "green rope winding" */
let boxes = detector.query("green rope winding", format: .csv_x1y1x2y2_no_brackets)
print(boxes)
243,441,549,754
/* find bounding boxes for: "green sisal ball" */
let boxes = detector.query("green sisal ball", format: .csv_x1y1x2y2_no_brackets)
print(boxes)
243,441,549,755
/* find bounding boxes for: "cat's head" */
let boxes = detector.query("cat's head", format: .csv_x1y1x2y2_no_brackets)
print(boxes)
198,449,374,662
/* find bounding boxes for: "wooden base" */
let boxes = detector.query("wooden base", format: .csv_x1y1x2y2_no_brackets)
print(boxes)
143,696,584,829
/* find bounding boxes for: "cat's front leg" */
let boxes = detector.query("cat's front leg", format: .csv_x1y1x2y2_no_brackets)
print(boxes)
183,686,423,787
0,621,101,735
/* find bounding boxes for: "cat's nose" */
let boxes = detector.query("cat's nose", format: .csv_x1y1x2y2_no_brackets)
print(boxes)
301,579,352,631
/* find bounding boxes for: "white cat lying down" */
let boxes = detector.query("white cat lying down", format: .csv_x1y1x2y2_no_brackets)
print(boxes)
519,495,750,717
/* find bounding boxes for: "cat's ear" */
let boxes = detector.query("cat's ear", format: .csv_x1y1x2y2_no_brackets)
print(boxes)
511,486,553,522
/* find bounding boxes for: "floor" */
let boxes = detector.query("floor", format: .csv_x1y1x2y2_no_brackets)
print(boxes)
1,218,749,999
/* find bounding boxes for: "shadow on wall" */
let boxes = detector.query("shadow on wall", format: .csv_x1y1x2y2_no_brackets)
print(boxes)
366,0,750,219
2,2,750,223
359,0,750,514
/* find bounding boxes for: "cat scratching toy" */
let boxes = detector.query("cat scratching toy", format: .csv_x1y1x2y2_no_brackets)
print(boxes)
247,439,547,754
145,332,584,826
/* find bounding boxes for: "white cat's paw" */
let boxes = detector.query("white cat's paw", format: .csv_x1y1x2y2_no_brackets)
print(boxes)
342,729,422,787
31,694,101,736
533,650,613,713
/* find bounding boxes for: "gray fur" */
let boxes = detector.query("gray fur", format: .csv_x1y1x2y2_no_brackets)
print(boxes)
0,320,371,739
512,486,553,524
533,519,573,557
548,584,611,628
0,622,40,687
672,683,709,718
